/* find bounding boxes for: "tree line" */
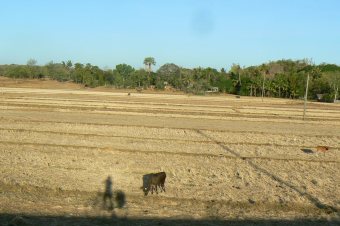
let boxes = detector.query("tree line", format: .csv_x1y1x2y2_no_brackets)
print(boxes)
0,57,339,102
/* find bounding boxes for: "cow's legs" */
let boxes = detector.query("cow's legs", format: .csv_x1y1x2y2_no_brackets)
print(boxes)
158,184,164,192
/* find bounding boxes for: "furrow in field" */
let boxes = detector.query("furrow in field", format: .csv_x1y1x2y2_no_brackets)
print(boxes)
1,142,338,213
2,98,340,121
0,141,338,164
2,105,340,126
5,96,340,115
2,92,340,115
1,119,340,139
3,87,340,111
0,127,339,151
1,109,340,136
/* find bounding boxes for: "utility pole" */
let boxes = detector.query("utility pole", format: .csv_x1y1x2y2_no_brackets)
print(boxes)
303,73,310,120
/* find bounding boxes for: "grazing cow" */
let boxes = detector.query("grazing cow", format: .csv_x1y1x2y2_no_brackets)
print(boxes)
141,172,166,196
316,146,329,156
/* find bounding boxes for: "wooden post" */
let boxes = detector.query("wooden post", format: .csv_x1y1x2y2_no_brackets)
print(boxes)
303,73,310,120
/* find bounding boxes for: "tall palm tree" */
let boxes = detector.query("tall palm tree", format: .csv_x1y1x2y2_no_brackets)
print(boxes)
143,57,156,74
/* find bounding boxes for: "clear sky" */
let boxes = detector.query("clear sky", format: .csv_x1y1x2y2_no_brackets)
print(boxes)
1,0,339,70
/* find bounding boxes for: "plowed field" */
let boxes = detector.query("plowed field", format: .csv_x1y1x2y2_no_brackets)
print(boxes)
0,78,339,225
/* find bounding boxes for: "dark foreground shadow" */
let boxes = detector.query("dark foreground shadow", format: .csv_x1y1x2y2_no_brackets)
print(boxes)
91,190,126,212
1,214,338,226
97,176,126,211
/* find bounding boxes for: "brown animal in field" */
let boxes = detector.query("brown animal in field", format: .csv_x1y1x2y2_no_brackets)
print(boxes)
316,146,329,155
141,172,166,196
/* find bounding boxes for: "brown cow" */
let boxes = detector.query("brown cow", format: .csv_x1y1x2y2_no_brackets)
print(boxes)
141,172,166,196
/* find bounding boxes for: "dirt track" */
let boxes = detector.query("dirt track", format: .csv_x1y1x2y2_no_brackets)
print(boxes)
0,78,339,224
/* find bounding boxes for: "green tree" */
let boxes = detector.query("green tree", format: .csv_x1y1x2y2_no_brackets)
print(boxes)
115,64,135,88
45,61,68,81
324,71,340,102
7,65,29,78
62,60,73,69
27,58,38,78
157,63,181,88
115,64,135,77
103,69,114,85
72,63,84,83
229,63,242,84
131,69,150,88
179,67,194,91
203,67,218,83
27,58,37,67
66,60,73,68
212,72,233,93
273,73,289,98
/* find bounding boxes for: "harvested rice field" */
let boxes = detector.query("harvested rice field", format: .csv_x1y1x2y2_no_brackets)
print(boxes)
0,77,339,225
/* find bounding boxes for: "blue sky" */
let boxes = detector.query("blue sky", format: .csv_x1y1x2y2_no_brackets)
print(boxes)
0,0,339,70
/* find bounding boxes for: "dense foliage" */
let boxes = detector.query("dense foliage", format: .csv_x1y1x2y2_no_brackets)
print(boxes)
1,58,339,101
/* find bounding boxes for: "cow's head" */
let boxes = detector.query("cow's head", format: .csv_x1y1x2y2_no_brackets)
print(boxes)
142,174,152,196
141,186,149,196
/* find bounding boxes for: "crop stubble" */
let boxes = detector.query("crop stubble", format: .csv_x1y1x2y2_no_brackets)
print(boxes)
0,86,339,221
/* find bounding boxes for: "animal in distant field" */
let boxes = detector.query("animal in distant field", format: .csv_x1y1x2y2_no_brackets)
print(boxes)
151,172,166,193
316,146,329,155
141,172,166,196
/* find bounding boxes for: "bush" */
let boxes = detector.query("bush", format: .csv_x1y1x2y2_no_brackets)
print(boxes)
322,93,334,103
155,80,165,90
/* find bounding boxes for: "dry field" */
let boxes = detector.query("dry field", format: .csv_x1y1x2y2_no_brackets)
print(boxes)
0,77,339,225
